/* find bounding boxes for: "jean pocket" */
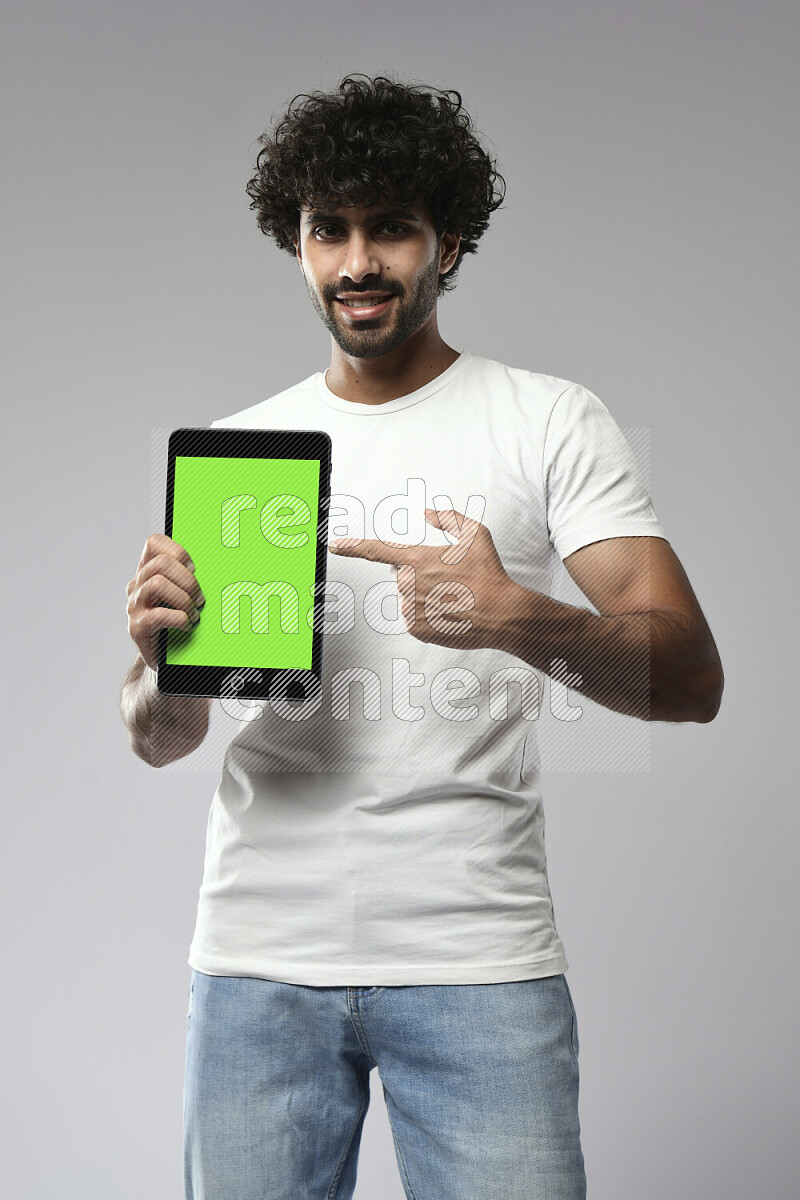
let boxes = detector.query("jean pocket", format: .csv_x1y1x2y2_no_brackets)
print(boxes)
187,973,195,1022
561,975,580,1067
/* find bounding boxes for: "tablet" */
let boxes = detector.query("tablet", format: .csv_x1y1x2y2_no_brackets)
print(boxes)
157,426,332,701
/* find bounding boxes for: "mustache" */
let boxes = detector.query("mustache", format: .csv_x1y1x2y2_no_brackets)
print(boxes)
323,283,404,302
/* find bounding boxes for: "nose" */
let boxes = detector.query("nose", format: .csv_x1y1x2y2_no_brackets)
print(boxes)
339,231,382,283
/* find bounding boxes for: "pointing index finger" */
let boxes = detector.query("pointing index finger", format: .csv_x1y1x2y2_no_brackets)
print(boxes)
328,537,418,566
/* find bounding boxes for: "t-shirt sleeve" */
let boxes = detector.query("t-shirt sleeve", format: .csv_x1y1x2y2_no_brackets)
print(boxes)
543,383,668,561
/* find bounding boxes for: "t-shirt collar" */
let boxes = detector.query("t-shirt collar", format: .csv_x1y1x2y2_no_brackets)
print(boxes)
315,352,470,415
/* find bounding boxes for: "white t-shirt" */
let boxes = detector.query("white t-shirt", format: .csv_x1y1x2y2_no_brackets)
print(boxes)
188,352,667,985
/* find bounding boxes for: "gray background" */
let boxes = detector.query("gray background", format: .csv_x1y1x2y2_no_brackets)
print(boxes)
2,1,797,1196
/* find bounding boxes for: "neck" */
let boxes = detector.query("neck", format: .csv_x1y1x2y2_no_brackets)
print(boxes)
324,315,460,405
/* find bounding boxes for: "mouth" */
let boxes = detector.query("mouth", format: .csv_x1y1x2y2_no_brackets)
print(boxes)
334,293,396,320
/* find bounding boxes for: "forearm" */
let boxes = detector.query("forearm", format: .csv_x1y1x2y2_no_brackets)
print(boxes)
497,582,723,723
120,655,212,767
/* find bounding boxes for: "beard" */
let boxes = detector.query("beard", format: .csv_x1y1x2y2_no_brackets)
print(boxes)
304,251,441,359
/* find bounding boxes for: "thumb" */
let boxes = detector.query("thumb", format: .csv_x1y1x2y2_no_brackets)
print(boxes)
425,507,470,538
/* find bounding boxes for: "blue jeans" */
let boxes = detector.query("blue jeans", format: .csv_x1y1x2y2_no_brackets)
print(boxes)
184,968,587,1199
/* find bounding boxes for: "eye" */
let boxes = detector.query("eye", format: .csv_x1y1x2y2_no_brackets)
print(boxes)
380,223,408,236
311,224,342,240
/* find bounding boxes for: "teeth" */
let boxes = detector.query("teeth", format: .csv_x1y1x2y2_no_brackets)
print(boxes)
341,297,389,308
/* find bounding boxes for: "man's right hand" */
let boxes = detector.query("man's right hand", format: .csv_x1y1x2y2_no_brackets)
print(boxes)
126,534,205,670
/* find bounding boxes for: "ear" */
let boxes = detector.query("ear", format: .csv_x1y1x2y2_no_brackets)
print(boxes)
293,231,305,274
439,230,461,275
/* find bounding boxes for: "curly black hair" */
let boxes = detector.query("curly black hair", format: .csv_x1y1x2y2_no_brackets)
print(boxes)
246,74,506,294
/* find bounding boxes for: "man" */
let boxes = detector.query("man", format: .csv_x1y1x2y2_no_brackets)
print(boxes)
121,75,723,1200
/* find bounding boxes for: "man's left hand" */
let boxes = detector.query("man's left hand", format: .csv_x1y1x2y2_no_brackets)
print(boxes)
328,508,520,649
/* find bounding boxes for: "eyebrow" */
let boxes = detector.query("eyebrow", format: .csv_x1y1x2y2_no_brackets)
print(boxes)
303,207,423,226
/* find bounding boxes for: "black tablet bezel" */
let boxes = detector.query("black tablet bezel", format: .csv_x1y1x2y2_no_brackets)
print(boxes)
156,426,332,701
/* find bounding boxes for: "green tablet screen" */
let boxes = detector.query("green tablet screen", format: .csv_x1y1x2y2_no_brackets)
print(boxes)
166,454,321,670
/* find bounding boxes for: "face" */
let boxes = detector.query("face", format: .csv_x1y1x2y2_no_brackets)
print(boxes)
294,201,459,359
